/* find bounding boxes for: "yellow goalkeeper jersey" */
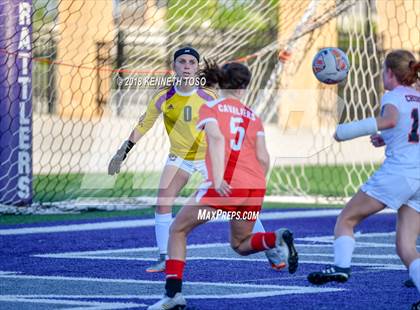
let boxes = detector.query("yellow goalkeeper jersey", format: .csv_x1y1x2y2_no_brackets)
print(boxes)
136,86,217,160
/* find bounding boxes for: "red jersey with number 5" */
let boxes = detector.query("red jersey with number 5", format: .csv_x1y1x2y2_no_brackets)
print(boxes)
196,98,266,189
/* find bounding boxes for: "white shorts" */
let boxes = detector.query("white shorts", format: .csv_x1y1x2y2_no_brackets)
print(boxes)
361,167,420,212
165,154,208,179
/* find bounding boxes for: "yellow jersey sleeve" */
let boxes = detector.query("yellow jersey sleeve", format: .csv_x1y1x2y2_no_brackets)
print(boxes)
163,87,218,160
135,88,169,135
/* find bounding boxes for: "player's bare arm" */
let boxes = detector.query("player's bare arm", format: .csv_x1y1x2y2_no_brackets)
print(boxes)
108,94,161,175
375,104,399,130
256,135,270,175
107,124,143,175
334,103,399,142
204,121,231,196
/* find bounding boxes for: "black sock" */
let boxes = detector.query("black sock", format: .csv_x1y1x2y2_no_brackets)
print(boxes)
165,278,182,298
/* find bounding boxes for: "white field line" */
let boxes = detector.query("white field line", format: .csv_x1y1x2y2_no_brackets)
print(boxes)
0,209,395,236
0,274,343,299
0,296,144,310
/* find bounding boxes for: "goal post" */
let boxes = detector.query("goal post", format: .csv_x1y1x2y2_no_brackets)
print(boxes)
0,0,33,206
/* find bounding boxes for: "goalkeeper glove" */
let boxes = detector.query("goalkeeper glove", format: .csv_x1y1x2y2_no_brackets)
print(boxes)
108,140,135,175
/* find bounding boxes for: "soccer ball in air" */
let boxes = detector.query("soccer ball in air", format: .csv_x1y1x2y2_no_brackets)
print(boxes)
312,47,350,84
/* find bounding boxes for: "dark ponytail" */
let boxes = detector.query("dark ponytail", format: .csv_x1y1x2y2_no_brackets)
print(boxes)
385,50,419,86
405,60,420,85
200,59,225,87
201,59,251,89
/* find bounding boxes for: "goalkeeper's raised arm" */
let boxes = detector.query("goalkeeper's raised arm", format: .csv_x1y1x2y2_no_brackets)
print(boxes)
108,88,163,175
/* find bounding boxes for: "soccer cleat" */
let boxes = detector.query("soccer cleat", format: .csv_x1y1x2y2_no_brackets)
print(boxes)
265,248,286,270
146,254,166,273
412,301,420,310
147,293,186,310
307,265,350,285
274,228,299,274
404,278,415,288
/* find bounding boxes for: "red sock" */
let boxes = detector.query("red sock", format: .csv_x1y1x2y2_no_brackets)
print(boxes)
165,259,185,280
250,232,276,251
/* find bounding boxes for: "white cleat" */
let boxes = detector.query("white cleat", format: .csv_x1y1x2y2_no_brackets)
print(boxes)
274,228,298,274
264,248,287,270
147,293,186,310
146,254,166,273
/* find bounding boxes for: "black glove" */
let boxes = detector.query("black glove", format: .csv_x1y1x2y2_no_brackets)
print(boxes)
108,140,135,175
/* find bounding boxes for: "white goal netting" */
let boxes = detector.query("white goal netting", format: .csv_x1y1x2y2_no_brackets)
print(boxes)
1,0,419,211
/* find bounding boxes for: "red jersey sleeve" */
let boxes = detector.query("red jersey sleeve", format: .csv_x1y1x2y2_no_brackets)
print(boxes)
196,102,218,130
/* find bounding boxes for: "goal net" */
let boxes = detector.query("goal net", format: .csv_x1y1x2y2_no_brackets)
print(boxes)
1,0,419,211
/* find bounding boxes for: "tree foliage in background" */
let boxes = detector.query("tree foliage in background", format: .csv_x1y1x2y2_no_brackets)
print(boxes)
167,0,278,32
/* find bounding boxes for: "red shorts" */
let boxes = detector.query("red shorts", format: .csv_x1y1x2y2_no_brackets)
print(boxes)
195,182,266,217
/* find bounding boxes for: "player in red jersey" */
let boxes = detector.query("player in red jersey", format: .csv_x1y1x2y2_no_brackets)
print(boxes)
147,61,298,310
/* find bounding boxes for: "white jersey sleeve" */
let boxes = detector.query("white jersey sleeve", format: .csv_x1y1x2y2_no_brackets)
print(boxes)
379,86,420,179
380,91,400,109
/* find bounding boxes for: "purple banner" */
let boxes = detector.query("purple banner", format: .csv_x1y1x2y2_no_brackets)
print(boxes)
0,0,33,206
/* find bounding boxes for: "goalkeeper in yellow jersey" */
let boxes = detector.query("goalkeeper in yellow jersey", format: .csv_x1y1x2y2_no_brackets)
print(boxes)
108,47,284,273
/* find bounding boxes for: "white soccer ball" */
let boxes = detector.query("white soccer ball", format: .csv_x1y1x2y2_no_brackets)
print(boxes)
312,47,350,84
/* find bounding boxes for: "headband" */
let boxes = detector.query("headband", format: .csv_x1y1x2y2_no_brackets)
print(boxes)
174,47,200,62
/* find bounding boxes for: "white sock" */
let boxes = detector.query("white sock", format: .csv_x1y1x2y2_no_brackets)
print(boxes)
252,218,265,233
155,212,172,256
409,258,420,294
334,235,355,268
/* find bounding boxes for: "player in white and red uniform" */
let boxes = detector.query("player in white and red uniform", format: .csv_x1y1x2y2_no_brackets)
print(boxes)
308,49,420,308
148,61,298,310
